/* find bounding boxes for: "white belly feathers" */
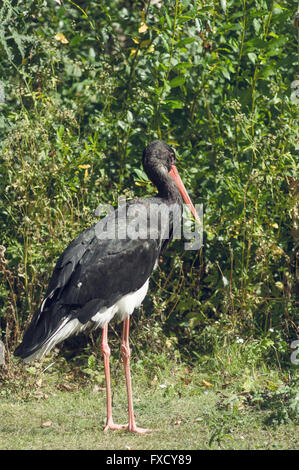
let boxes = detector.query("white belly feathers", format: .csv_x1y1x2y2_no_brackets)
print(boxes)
23,278,150,362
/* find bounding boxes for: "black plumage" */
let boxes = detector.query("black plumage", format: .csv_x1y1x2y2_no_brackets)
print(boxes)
14,140,201,433
14,141,182,361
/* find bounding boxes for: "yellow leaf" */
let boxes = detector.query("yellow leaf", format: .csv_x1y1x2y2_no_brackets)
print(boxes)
138,22,148,33
130,48,141,57
202,379,213,387
54,33,69,44
78,164,91,169
132,37,139,44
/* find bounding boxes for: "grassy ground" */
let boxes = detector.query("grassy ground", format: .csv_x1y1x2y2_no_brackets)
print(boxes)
0,346,298,450
1,386,297,450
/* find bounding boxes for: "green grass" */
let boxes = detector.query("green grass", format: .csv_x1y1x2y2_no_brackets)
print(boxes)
0,349,298,450
1,387,297,450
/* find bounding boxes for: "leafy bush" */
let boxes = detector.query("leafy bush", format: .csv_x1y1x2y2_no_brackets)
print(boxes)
248,375,299,425
0,0,298,365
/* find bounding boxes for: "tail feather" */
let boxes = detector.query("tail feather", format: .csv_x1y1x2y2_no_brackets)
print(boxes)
14,303,75,362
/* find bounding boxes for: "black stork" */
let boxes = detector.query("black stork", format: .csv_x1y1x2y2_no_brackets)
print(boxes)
14,140,200,433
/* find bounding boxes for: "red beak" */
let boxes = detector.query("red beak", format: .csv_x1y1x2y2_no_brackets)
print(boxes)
168,165,200,223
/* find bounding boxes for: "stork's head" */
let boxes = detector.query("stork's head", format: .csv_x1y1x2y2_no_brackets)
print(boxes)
142,140,200,223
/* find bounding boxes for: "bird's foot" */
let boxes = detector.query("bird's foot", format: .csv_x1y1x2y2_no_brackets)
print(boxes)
103,420,126,432
126,423,152,434
104,421,152,433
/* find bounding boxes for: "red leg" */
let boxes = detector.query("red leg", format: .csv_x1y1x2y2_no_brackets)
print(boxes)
101,324,125,431
121,317,151,433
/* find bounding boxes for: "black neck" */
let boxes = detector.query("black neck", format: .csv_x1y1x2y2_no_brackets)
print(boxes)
147,164,182,202
157,174,182,202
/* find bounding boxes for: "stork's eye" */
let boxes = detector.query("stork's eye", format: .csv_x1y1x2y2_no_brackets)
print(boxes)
169,152,175,164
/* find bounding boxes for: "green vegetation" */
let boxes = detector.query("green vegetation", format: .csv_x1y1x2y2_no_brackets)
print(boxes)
0,0,298,450
0,329,298,450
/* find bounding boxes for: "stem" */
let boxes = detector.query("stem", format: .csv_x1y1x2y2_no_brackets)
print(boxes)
235,0,246,99
165,0,180,82
122,0,152,110
251,65,258,137
154,0,180,138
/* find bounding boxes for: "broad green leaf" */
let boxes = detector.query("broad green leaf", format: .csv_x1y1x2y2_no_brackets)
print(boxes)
165,99,185,109
243,38,266,53
177,37,195,48
169,76,186,87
